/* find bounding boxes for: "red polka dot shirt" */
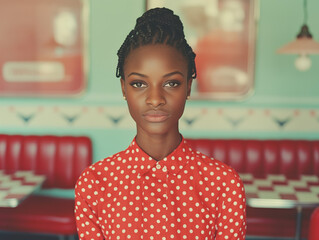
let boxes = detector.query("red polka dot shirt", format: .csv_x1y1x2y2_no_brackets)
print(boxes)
75,137,246,239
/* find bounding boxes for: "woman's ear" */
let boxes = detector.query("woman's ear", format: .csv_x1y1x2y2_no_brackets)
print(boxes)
187,78,193,98
120,78,126,98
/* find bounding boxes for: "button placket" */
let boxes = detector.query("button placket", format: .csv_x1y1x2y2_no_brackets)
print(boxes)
141,169,169,239
163,172,169,236
145,162,170,237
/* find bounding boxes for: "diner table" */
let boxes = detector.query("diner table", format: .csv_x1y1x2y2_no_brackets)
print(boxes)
240,173,319,240
0,170,45,208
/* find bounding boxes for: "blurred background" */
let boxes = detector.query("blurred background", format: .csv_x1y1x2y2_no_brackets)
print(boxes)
0,0,319,239
1,0,318,174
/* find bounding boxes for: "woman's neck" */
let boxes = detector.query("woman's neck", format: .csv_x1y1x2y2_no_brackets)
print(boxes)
135,130,182,161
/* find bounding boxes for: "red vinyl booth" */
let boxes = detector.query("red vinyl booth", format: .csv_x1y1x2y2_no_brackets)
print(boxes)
0,134,92,239
309,207,319,240
186,139,319,239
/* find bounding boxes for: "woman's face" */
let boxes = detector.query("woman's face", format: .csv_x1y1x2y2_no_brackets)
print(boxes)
121,44,192,136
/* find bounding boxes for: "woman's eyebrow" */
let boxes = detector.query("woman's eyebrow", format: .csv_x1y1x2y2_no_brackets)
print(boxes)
127,72,147,78
163,71,184,78
127,71,184,78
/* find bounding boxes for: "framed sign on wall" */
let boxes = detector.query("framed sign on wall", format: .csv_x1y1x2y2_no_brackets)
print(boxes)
146,0,258,100
0,0,89,97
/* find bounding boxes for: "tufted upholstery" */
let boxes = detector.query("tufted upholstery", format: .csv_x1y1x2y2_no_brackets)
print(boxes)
186,139,319,239
0,134,92,237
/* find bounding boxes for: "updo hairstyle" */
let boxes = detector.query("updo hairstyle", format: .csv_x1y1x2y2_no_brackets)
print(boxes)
116,8,196,80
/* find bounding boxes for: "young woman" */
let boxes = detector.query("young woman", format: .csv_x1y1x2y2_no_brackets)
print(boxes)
75,8,246,240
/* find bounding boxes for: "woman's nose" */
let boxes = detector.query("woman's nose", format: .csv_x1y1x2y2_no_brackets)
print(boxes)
146,87,166,108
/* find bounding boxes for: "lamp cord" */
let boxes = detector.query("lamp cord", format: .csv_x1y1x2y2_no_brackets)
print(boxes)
297,0,312,38
303,0,308,24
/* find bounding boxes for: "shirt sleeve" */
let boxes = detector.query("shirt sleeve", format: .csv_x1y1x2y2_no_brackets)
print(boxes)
215,169,247,240
74,169,104,240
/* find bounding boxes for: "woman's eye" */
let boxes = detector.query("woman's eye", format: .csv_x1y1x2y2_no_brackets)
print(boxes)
131,82,146,88
165,81,180,88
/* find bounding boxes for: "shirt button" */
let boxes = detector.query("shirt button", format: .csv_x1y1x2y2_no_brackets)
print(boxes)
162,166,167,172
156,164,161,169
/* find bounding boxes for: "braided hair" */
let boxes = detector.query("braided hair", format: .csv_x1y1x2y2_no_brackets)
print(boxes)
116,7,196,80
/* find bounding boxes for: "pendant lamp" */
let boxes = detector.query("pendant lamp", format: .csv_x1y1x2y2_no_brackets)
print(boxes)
277,0,319,71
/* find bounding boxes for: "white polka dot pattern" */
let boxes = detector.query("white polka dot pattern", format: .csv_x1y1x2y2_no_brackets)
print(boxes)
74,137,246,239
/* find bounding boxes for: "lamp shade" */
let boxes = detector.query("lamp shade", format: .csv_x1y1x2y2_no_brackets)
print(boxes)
277,37,319,54
277,24,319,55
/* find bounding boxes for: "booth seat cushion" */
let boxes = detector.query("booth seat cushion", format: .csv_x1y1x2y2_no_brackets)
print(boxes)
0,196,76,235
0,134,92,188
186,139,319,177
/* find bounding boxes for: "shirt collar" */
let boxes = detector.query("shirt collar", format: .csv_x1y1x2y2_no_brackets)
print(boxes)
123,136,195,176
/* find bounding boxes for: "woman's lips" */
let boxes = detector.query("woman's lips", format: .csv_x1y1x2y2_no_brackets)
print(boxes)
143,110,169,123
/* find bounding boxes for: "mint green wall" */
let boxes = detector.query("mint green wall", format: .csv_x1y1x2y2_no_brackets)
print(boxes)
254,0,319,106
1,0,319,172
88,0,144,101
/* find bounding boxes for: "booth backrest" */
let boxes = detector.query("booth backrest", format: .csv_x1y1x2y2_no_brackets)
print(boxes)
0,134,92,189
186,139,319,178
